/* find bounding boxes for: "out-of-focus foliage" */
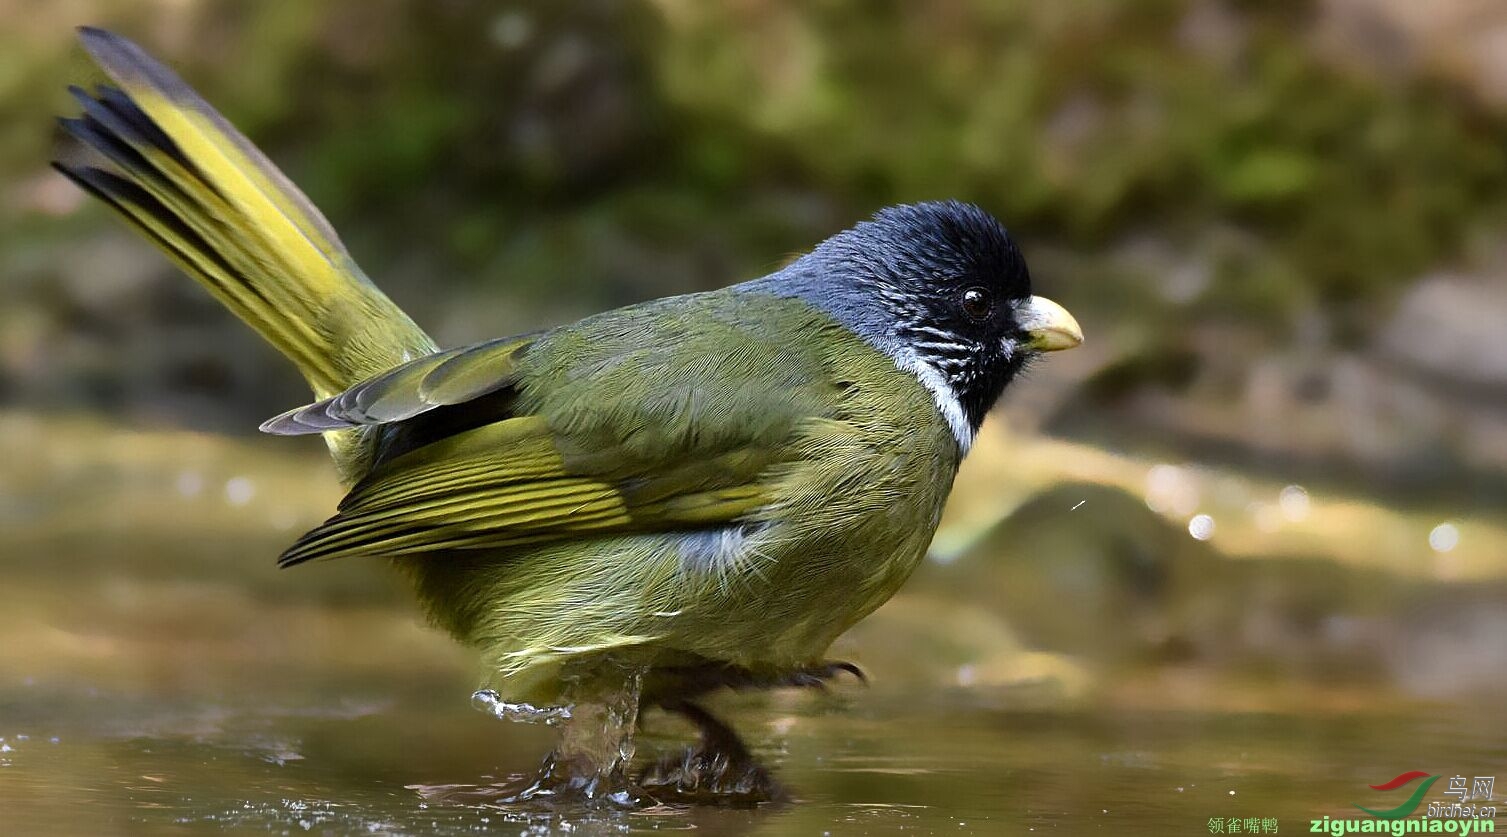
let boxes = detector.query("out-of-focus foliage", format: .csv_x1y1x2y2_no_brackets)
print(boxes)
657,0,1506,313
5,1,1507,407
6,0,1507,507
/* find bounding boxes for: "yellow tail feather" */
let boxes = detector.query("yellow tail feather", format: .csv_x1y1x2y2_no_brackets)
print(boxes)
55,28,435,403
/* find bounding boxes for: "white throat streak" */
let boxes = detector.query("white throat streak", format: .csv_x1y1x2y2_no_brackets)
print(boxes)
889,347,973,455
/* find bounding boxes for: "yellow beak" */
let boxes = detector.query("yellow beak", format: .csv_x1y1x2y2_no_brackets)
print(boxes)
1018,296,1083,352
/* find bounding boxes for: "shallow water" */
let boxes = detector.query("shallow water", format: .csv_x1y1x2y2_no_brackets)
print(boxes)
4,680,1506,835
2,417,1504,834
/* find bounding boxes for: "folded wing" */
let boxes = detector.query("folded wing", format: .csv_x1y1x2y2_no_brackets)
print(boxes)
275,296,843,567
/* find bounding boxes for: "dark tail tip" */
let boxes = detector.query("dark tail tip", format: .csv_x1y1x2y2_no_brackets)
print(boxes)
75,25,188,101
77,26,131,61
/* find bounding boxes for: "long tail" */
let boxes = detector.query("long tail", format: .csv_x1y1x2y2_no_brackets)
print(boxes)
53,28,436,477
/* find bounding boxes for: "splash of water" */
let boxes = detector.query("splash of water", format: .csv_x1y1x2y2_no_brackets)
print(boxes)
469,690,573,726
432,662,648,808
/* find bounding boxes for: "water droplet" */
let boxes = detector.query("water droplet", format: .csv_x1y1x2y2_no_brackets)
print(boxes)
1188,514,1215,541
470,689,500,712
1429,522,1460,553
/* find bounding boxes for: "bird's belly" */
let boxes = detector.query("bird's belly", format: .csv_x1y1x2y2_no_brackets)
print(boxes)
666,513,937,667
401,473,951,699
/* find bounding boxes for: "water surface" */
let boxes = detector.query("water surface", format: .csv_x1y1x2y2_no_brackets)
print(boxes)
3,416,1502,834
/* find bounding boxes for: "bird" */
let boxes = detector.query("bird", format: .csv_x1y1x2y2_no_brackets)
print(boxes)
53,27,1082,803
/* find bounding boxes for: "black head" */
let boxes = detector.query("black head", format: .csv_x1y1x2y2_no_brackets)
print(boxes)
753,201,1081,451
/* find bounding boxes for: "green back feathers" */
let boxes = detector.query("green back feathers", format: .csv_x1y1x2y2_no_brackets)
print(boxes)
54,28,435,405
270,292,839,566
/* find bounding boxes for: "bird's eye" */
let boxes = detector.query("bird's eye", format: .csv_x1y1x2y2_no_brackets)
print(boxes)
960,287,993,321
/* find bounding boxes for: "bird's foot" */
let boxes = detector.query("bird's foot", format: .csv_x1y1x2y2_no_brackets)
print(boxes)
636,743,783,805
635,700,786,805
416,750,645,809
470,688,572,725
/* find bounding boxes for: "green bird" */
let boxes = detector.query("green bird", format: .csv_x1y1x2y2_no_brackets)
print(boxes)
55,28,1082,802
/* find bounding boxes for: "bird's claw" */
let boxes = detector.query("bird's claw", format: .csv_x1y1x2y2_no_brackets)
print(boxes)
782,660,868,691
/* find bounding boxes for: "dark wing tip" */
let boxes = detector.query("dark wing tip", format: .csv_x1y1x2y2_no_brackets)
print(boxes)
277,527,334,567
259,408,296,434
259,409,323,435
276,551,312,569
259,398,365,435
257,414,300,435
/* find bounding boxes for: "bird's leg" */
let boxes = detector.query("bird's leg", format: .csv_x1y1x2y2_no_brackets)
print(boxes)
444,660,647,807
635,699,786,804
623,658,862,803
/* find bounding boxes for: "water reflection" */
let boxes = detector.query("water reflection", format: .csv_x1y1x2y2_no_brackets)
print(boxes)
6,683,1504,834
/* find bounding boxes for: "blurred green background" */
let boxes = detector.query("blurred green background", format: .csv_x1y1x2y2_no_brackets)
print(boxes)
3,1,1506,833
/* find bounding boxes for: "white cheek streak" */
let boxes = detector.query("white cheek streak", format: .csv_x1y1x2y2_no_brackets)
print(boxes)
890,347,973,455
